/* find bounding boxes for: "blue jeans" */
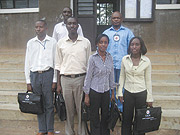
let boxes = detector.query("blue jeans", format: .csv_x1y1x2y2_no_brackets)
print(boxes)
110,68,123,112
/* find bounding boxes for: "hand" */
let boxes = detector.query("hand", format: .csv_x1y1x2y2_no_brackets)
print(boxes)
118,96,124,103
84,94,90,106
111,93,115,101
147,102,153,107
27,84,32,92
56,84,62,94
51,83,57,92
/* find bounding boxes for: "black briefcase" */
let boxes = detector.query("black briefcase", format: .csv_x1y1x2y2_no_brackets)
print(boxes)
18,92,44,114
54,92,66,121
108,100,121,131
133,107,162,134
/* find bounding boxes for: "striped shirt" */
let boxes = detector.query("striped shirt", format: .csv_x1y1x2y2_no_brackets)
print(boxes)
83,51,116,94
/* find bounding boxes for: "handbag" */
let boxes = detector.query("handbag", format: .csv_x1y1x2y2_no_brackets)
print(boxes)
108,100,121,131
54,92,66,121
18,92,44,114
133,106,162,134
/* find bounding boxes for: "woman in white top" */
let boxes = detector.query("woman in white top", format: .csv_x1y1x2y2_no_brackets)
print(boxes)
116,37,153,135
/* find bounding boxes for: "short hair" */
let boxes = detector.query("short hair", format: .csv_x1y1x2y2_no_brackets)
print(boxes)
127,36,147,55
95,34,109,45
66,17,78,24
63,6,72,13
36,19,47,27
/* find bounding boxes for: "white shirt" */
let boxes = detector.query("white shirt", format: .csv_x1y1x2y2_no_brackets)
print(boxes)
55,36,91,75
25,35,57,84
117,55,153,102
52,22,84,42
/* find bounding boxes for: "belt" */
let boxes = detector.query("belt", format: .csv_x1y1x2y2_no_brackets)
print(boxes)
62,73,86,78
36,68,53,74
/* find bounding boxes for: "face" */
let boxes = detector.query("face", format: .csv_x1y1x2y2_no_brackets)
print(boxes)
66,18,78,34
130,38,141,55
35,21,47,37
111,12,123,28
97,36,109,53
62,7,72,21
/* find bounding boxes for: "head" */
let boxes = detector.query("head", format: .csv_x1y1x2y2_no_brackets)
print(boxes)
96,34,109,53
62,7,72,23
35,20,47,39
66,17,79,35
111,11,123,30
128,37,147,55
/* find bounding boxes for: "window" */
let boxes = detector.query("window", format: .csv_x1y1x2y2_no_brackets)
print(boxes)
121,0,155,22
157,0,180,4
156,0,180,9
0,0,38,9
97,3,113,25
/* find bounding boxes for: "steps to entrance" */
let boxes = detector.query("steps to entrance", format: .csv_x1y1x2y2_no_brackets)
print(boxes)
0,51,180,131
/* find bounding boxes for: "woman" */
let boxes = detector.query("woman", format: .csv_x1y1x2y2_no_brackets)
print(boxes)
116,37,153,135
83,34,115,135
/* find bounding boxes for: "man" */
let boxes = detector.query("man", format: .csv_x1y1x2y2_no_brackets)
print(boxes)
52,7,83,42
103,11,134,112
25,20,57,135
55,17,91,135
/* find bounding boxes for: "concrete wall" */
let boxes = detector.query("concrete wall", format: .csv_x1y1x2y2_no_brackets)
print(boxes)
124,10,180,53
0,0,70,50
0,1,180,53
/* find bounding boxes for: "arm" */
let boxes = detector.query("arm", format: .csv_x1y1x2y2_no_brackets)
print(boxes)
83,56,94,106
109,56,115,101
145,59,153,107
24,42,32,91
117,58,126,103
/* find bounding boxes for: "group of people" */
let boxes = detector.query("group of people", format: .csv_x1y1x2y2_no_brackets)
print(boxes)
24,6,153,135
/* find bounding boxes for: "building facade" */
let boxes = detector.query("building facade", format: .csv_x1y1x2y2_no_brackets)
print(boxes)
0,0,180,52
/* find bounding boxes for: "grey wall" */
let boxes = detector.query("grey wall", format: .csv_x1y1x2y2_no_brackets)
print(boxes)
124,10,180,53
0,0,70,49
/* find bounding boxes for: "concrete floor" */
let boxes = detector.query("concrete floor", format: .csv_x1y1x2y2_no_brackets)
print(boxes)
0,120,179,135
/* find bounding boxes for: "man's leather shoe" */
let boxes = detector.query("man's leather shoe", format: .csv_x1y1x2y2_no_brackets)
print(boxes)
37,133,46,135
48,132,54,135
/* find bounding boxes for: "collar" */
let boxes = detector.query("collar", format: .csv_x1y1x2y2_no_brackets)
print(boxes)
93,50,109,57
34,35,50,42
127,54,147,62
110,25,125,31
65,35,83,42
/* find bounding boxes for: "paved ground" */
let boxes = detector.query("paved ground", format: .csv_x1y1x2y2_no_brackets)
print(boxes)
0,119,179,135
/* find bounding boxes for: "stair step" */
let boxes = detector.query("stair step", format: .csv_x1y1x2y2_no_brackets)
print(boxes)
153,95,180,109
0,61,24,69
0,80,26,90
0,70,25,80
147,53,180,64
152,64,180,71
152,82,180,95
152,72,180,83
160,109,180,130
0,52,25,62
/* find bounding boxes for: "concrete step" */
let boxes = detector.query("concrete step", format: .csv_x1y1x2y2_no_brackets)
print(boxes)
152,82,180,95
0,61,24,69
160,109,180,130
152,72,180,83
0,52,25,62
153,95,180,109
152,63,180,71
0,80,26,90
0,70,25,80
147,53,180,64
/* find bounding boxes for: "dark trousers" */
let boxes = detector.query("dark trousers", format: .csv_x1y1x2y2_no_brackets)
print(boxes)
30,68,54,133
89,89,110,135
122,90,147,135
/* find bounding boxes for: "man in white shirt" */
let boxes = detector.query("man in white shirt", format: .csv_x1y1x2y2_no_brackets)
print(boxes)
55,17,91,135
25,19,57,135
52,7,83,42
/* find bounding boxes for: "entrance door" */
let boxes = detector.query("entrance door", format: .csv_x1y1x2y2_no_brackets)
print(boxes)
73,0,97,50
74,0,120,50
97,0,120,35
